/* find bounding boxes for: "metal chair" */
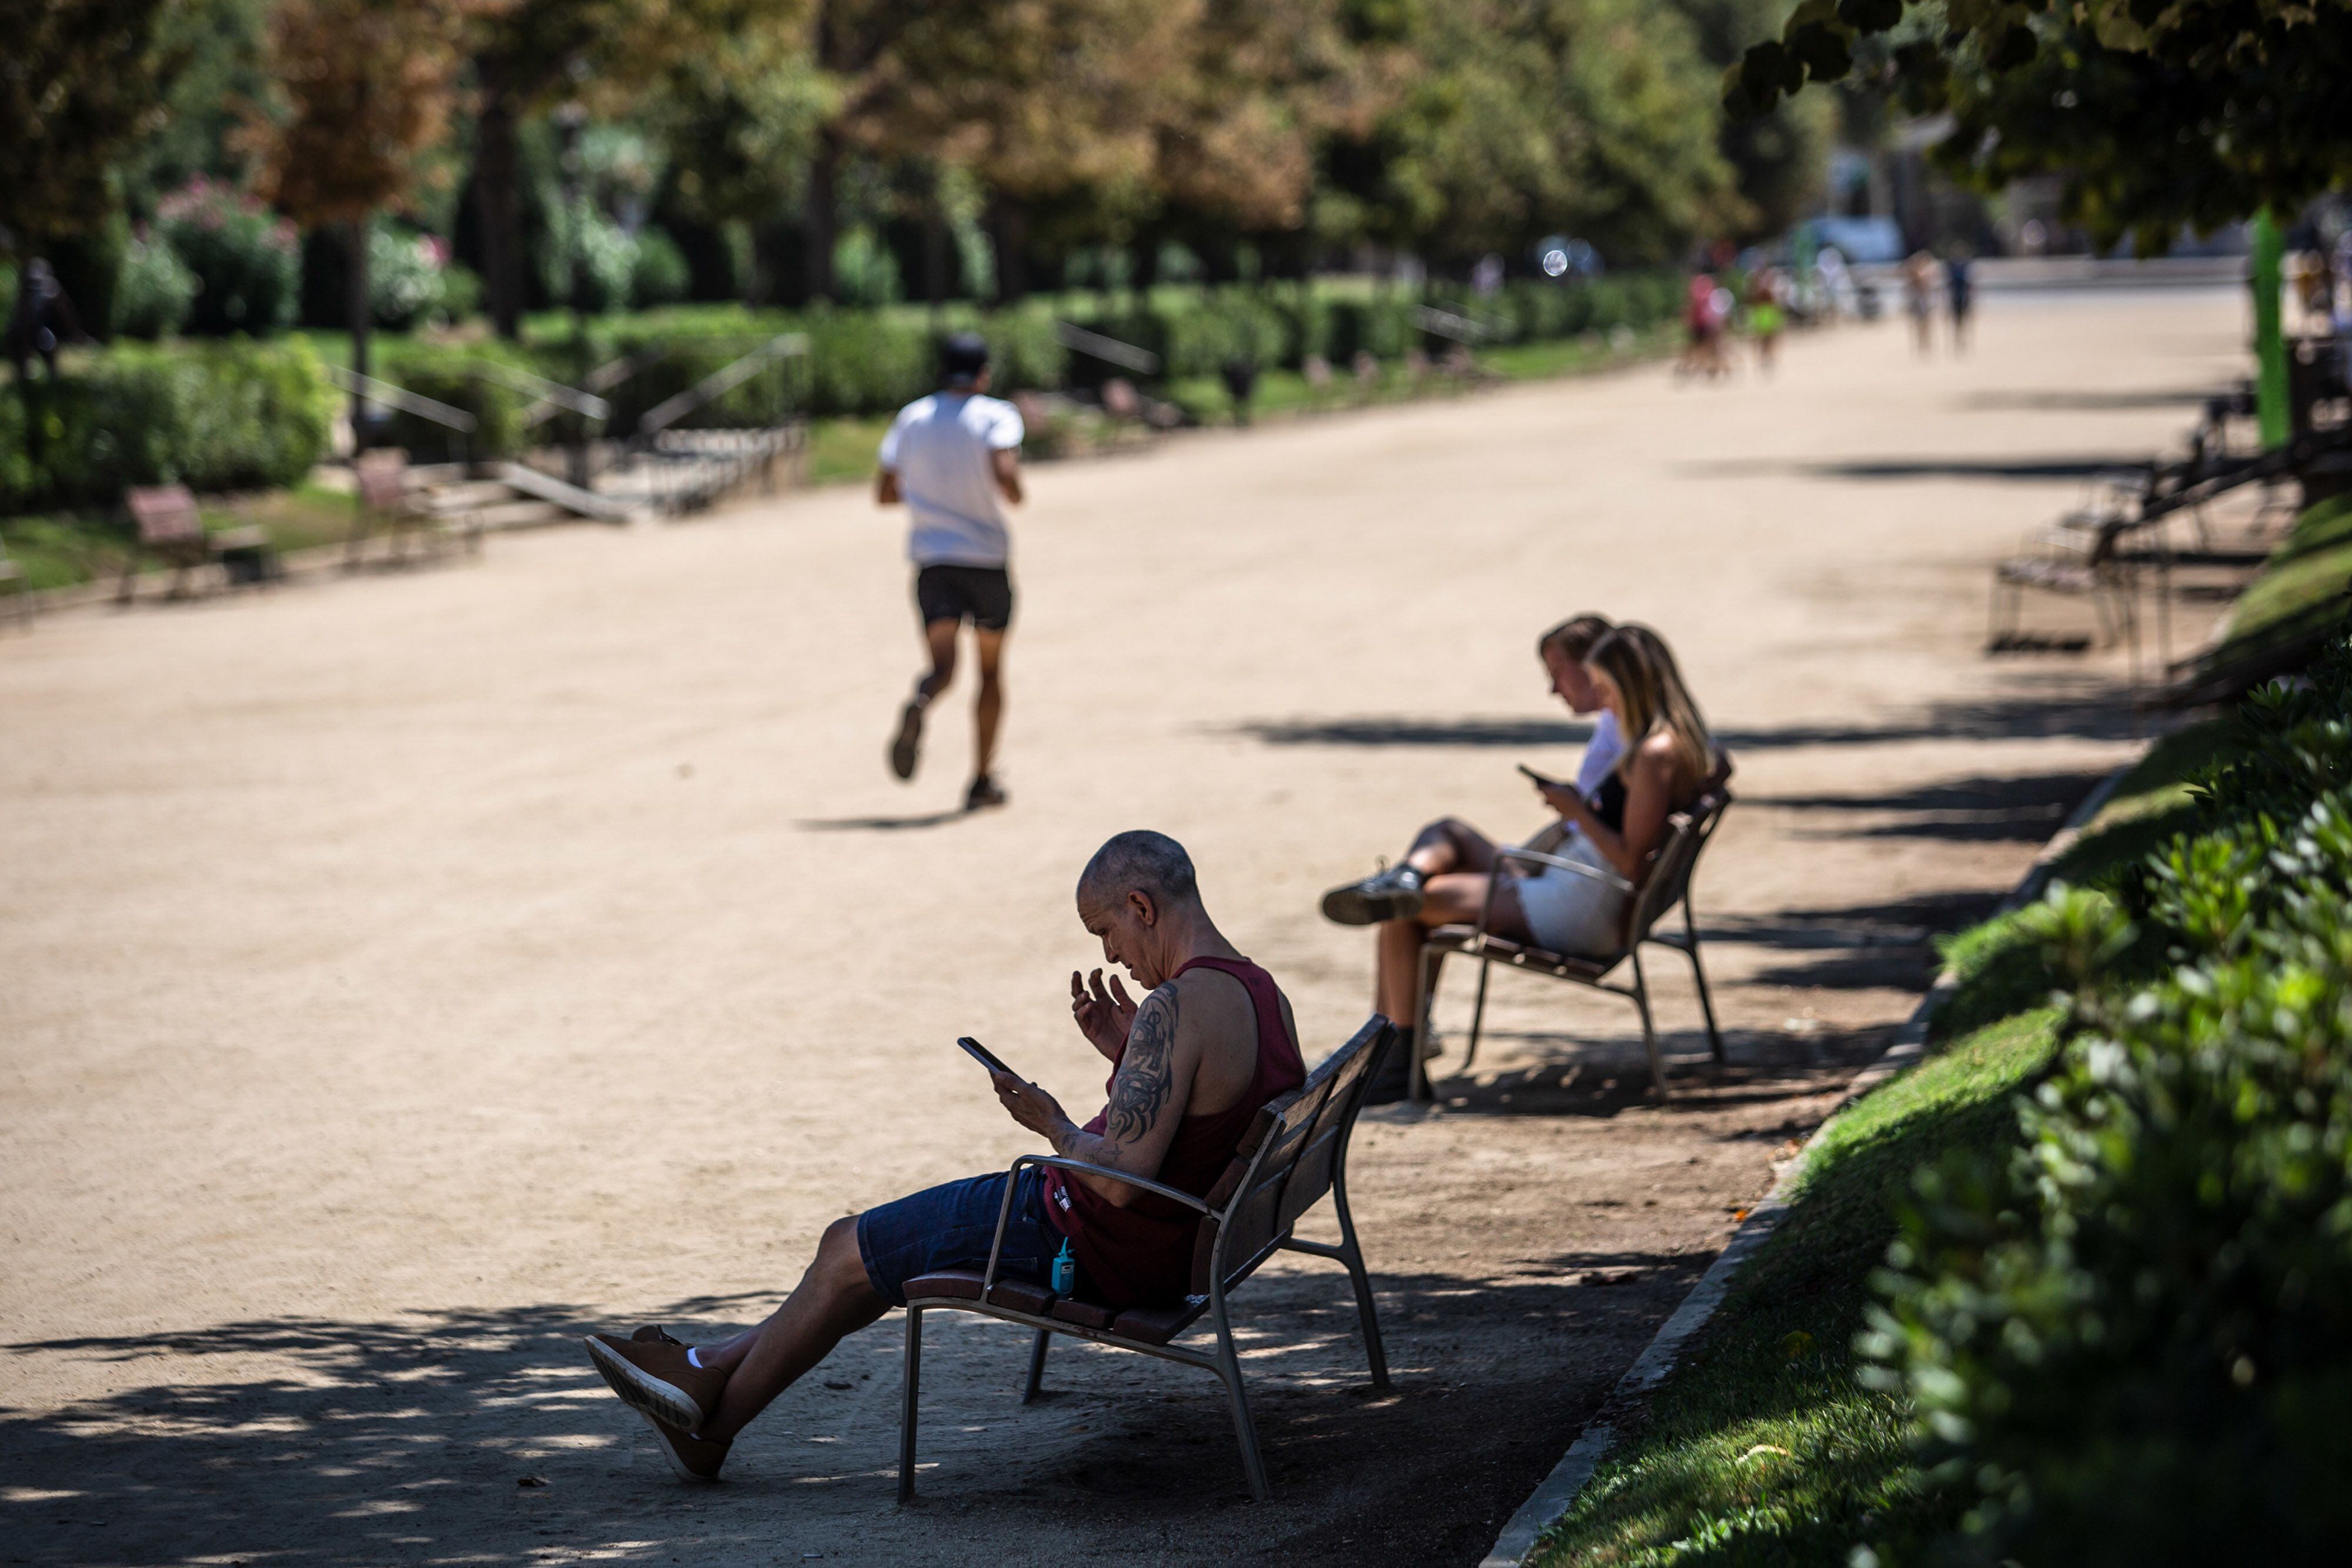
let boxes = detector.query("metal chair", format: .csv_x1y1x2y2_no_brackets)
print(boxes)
1415,773,1733,1099
898,1016,1395,1503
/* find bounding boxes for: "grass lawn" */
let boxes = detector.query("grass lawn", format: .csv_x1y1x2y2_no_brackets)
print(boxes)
1527,1009,2059,1568
2214,493,2352,651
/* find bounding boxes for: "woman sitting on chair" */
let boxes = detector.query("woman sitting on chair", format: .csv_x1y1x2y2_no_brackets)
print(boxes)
1320,624,1717,1098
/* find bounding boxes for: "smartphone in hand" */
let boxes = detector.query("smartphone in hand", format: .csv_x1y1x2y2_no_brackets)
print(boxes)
958,1035,1015,1076
1517,762,1568,791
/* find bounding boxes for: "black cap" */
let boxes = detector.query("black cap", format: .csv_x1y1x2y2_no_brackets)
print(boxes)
940,332,990,387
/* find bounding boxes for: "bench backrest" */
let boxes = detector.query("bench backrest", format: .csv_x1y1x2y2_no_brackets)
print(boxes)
1622,755,1734,951
1192,1017,1391,1298
126,485,202,545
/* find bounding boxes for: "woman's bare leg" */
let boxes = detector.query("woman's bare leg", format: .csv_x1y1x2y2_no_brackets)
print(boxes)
1375,872,1516,1022
693,1217,888,1441
1402,818,1500,878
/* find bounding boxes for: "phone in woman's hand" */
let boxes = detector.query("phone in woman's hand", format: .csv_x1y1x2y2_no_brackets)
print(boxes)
1517,762,1567,790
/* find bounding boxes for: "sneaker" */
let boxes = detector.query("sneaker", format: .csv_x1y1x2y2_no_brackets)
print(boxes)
584,1330,730,1433
964,774,1007,811
889,699,926,781
646,1417,731,1482
1320,864,1426,926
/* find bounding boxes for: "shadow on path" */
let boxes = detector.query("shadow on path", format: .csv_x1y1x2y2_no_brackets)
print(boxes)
1222,694,2137,755
1676,454,2151,484
1,1259,1695,1568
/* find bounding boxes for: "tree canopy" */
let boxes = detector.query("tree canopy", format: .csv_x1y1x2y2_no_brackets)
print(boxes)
1728,0,2352,250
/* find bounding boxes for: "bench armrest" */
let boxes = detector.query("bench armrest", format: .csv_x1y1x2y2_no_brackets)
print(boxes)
979,1153,1210,1293
1499,843,1636,893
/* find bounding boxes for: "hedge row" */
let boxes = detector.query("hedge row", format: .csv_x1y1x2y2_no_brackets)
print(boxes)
0,340,334,513
2,275,1685,506
1864,633,2352,1564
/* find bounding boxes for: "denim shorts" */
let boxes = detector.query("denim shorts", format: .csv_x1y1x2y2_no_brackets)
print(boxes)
856,1168,1055,1309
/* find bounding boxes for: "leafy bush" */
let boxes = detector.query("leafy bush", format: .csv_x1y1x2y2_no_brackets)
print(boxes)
369,226,451,332
1864,634,2352,1566
156,179,300,337
112,235,198,339
372,340,538,463
630,229,691,307
0,339,333,511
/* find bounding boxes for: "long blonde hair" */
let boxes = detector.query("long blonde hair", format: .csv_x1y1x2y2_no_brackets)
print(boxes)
1587,625,1713,794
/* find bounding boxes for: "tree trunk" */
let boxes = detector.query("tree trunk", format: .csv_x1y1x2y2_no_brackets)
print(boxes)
923,201,947,311
1131,232,1160,298
472,67,524,340
347,216,372,453
991,198,1028,305
803,129,840,304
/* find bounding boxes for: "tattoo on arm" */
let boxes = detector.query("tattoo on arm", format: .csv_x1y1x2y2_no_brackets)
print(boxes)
1104,987,1179,1143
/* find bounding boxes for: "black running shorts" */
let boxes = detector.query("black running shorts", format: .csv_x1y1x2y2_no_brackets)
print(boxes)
914,564,1015,631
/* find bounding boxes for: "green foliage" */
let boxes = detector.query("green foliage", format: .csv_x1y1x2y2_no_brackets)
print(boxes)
371,339,537,463
112,233,199,339
1731,0,2350,252
629,228,691,308
156,180,302,336
1866,631,2352,1566
368,226,453,332
0,339,333,512
1528,1010,2062,1567
1,0,181,249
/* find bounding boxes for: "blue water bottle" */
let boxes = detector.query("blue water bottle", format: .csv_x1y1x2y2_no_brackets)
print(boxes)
1050,1239,1077,1294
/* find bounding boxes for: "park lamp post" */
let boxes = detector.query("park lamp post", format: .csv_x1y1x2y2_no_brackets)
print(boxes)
552,102,593,487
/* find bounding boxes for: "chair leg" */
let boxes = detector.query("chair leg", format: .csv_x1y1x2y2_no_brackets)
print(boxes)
1462,957,1493,1075
897,1308,924,1504
1022,1328,1051,1405
1212,1307,1271,1502
1331,1183,1390,1390
1631,949,1666,1097
1682,903,1724,1062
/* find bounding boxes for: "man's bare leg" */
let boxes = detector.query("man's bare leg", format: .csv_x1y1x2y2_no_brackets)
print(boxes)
1402,817,1500,879
891,618,961,780
692,1216,889,1442
971,626,1005,784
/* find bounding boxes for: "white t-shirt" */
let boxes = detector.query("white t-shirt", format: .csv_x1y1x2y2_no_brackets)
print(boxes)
1574,709,1625,798
877,392,1025,568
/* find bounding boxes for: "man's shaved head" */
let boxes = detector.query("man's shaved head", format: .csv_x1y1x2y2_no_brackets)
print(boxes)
1078,830,1200,912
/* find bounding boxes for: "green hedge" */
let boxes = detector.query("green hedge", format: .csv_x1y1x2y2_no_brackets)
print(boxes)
1,340,334,513
1864,633,2352,1564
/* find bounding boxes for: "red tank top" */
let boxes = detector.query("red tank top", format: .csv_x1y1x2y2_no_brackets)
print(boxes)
1041,956,1306,1308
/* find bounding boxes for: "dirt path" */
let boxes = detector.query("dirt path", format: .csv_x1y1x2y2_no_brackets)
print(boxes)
1,286,2246,1566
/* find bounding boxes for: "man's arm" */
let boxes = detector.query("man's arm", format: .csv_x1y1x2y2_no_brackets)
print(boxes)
876,468,901,504
990,447,1022,505
995,984,1192,1208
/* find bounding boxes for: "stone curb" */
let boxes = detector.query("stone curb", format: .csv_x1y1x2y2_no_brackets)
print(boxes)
1478,747,2144,1568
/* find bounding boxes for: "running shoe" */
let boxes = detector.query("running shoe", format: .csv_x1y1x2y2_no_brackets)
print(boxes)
584,1330,729,1433
1319,864,1426,925
889,699,926,781
965,774,1008,811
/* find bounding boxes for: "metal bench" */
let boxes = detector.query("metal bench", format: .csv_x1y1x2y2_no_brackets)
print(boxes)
0,529,30,628
119,484,273,603
898,1015,1396,1503
349,449,480,565
1416,768,1734,1100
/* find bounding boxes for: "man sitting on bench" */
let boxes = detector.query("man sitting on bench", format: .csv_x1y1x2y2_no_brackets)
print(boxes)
581,830,1307,1482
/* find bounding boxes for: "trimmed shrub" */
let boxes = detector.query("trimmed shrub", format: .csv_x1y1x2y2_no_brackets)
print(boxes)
112,235,198,340
369,226,452,332
1865,634,2352,1566
157,180,300,337
0,339,333,511
372,340,539,463
630,229,691,308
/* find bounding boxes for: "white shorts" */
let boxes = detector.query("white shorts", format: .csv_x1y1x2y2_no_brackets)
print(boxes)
1511,834,1628,957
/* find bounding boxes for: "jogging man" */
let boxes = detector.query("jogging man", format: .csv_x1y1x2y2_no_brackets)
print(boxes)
579,831,1306,1482
877,332,1024,810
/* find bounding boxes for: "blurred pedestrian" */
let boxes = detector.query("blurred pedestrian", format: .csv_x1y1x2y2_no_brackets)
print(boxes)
1748,268,1787,375
1943,250,1976,353
1902,251,1939,356
875,332,1025,811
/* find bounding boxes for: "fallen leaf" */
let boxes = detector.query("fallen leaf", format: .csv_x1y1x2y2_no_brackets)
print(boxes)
1736,1445,1793,1465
